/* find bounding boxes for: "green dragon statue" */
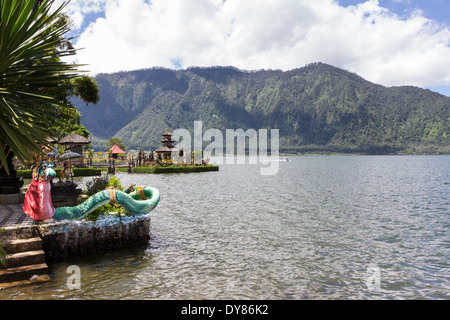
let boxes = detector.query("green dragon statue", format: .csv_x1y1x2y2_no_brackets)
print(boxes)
23,148,160,221
52,185,160,221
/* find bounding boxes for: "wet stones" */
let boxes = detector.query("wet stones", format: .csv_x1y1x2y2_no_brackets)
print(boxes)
38,215,151,262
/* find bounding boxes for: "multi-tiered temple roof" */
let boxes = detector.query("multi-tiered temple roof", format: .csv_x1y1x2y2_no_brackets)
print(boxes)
155,129,179,160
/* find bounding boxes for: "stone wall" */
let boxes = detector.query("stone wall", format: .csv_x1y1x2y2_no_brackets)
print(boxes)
38,214,151,262
0,192,25,205
50,182,82,207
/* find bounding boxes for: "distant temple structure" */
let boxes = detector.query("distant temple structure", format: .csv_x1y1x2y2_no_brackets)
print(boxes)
58,133,90,156
109,144,126,159
58,133,90,166
155,129,182,161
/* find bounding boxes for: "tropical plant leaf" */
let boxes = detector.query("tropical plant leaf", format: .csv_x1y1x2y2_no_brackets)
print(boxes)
0,0,85,173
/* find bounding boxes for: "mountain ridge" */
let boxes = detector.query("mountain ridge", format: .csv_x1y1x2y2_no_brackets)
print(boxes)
75,63,450,154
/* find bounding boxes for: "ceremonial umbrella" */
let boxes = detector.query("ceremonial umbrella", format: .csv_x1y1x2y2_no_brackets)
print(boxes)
58,151,81,183
59,150,81,160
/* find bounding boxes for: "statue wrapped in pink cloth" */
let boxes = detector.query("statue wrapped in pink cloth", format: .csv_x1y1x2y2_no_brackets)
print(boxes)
23,178,55,220
23,147,57,220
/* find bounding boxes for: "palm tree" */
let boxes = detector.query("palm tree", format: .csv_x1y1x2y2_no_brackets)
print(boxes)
0,0,84,174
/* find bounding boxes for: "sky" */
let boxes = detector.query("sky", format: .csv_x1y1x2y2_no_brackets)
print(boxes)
53,0,450,96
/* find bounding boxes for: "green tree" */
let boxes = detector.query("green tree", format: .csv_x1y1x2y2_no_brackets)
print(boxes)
0,0,94,173
47,74,99,140
31,13,99,141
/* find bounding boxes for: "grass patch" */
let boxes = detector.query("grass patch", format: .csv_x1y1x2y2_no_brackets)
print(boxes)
132,165,219,174
17,168,101,179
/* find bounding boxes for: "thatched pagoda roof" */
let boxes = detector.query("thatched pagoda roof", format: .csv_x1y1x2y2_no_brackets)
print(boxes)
58,133,91,145
46,137,58,144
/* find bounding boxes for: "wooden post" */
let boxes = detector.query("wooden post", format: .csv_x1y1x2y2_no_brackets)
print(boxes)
137,149,141,167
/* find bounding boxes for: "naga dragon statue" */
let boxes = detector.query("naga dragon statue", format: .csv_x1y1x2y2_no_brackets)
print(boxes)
23,148,160,221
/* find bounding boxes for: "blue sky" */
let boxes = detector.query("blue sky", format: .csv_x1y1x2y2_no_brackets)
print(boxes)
339,0,449,25
56,0,450,96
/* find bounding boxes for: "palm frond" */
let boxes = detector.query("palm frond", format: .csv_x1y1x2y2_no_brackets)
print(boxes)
0,0,85,173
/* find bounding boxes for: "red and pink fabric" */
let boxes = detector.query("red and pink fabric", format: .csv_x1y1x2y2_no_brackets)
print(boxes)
23,179,55,220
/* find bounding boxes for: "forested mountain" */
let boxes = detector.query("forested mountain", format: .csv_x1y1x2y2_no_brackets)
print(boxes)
76,63,450,154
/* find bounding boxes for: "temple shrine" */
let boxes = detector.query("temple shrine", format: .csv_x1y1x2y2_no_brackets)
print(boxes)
155,129,181,161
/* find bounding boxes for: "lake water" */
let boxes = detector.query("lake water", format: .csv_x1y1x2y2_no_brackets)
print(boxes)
1,155,449,300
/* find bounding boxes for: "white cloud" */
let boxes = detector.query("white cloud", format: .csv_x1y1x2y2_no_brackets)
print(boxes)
57,0,450,88
53,0,106,29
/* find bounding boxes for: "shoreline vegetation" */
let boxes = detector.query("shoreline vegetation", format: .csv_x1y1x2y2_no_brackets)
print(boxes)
15,150,447,180
278,144,449,156
16,150,448,180
128,165,219,174
14,144,447,180
16,168,101,179
16,164,219,178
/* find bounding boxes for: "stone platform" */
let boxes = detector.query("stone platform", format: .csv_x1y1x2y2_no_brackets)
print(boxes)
0,193,25,205
39,214,151,262
1,201,151,289
0,204,49,289
1,204,151,260
0,203,36,230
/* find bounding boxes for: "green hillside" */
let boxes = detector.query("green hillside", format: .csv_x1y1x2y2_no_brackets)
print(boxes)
76,63,450,154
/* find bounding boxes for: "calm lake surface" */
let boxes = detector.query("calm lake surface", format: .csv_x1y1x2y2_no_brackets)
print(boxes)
2,155,449,300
